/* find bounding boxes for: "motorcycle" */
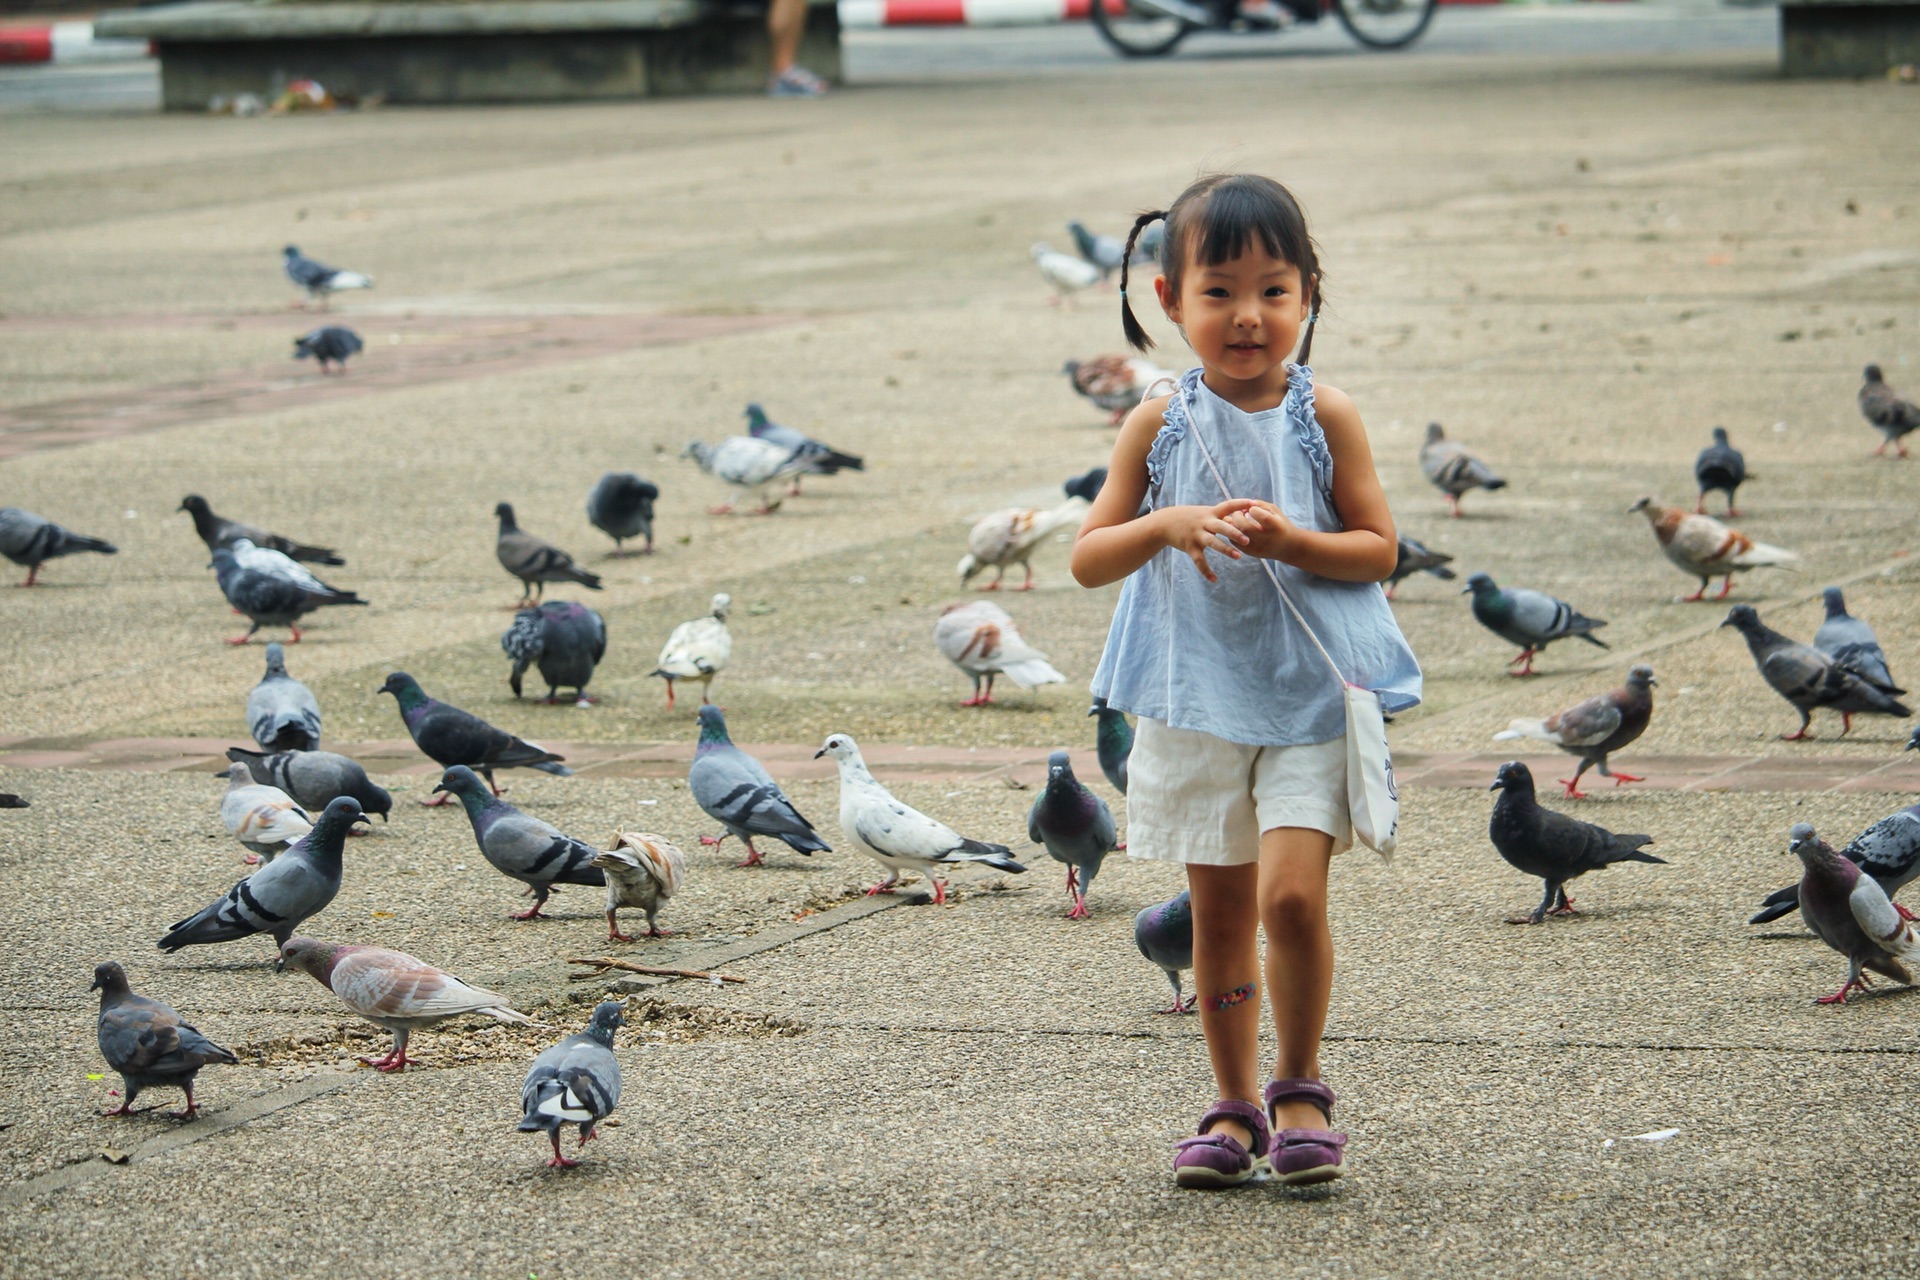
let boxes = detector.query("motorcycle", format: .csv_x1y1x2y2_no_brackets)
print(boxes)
1091,0,1436,58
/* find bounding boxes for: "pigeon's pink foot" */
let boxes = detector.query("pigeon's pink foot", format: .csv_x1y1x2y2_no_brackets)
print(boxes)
750,505,779,516
507,905,546,921
645,925,669,938
930,879,950,906
698,834,726,848
706,504,735,515
1015,580,1035,592
101,1101,139,1117
608,929,634,943
1445,496,1461,518
960,694,989,708
1694,499,1707,514
240,853,261,865
1557,779,1591,800
417,792,454,807
546,1133,578,1168
1896,903,1918,923
288,627,303,643
1780,727,1815,742
1506,650,1538,677
226,635,253,646
1816,976,1867,1004
1609,771,1645,786
1067,896,1090,920
734,848,766,868
977,580,1002,592
1840,714,1855,737
865,882,897,896
1727,507,1743,517
166,1099,201,1120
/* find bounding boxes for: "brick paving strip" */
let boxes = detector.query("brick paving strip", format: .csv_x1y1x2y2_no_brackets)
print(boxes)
0,310,803,460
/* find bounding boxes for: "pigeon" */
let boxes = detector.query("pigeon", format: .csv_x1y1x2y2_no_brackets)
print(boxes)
651,593,731,710
225,748,392,824
1032,242,1101,305
680,437,808,515
1487,761,1663,925
744,403,864,496
585,472,659,557
178,495,343,565
1134,891,1195,1014
433,765,605,919
958,498,1089,592
1859,364,1920,458
1721,605,1910,740
158,796,364,957
1628,496,1797,602
1028,752,1118,919
1063,357,1170,425
377,671,571,800
1067,220,1126,279
1385,534,1456,600
0,793,27,808
0,506,116,587
1494,665,1656,799
502,600,607,705
934,600,1065,706
92,962,237,1119
1419,423,1506,517
1814,586,1902,696
1749,802,1920,926
292,325,363,373
1063,467,1108,504
592,833,688,941
278,935,533,1072
220,760,313,864
210,538,365,645
815,733,1026,905
1089,696,1132,794
1786,823,1919,1004
282,245,372,309
247,642,322,752
495,502,602,606
1693,426,1748,515
519,1000,625,1168
1135,222,1165,266
1462,572,1608,677
689,704,830,867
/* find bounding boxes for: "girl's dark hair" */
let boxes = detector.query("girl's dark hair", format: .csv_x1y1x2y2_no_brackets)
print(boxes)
1120,173,1323,362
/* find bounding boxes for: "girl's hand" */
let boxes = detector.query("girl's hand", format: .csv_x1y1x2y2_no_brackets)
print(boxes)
1228,501,1304,564
1159,500,1257,583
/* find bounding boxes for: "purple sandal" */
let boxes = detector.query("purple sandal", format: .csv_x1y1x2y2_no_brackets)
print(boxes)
1172,1099,1271,1189
1264,1078,1347,1185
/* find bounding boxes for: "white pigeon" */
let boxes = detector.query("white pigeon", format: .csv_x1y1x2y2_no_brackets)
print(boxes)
933,600,1065,707
228,537,339,596
651,593,732,711
591,832,688,942
958,497,1088,592
1031,242,1101,306
220,760,314,865
681,437,807,515
813,733,1026,905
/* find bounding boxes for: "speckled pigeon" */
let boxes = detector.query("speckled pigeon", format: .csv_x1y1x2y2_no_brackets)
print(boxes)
1028,751,1117,919
158,796,364,957
1693,427,1747,516
519,1000,624,1168
247,642,321,752
179,495,342,565
1134,891,1195,1014
1089,696,1132,794
689,705,830,867
225,747,391,823
1814,587,1901,696
282,245,371,308
1385,533,1455,599
1419,423,1505,517
0,506,116,587
1749,802,1920,925
93,961,236,1119
433,765,604,919
210,538,364,645
585,472,659,557
745,403,863,496
1494,665,1655,798
593,833,687,941
292,325,362,373
1787,823,1920,1003
1487,761,1662,925
495,502,601,606
1860,364,1920,458
1721,605,1909,740
378,671,570,801
1463,572,1607,677
502,600,606,705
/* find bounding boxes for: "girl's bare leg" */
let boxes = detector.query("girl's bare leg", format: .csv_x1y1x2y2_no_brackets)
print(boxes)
1258,826,1336,1130
1185,861,1262,1149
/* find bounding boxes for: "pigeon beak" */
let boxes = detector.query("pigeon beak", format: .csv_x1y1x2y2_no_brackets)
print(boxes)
1459,584,1473,595
812,748,827,760
88,977,101,991
1488,778,1505,791
431,783,448,796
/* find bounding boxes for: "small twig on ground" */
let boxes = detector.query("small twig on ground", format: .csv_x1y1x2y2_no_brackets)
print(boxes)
566,957,747,984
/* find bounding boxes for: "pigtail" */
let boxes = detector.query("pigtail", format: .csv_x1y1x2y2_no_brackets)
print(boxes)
1295,272,1320,365
1119,210,1166,353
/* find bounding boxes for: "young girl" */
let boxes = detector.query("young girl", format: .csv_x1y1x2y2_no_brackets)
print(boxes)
1071,174,1421,1188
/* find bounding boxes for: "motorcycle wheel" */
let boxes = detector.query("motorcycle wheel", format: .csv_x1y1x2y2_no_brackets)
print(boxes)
1332,0,1435,48
1090,0,1195,57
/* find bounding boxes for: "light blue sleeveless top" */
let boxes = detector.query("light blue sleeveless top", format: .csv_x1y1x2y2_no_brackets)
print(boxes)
1090,365,1422,747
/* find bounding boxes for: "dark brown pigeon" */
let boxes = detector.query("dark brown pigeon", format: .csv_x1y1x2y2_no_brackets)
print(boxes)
1859,364,1920,458
1494,665,1655,798
1788,823,1919,1004
495,503,602,607
93,961,236,1119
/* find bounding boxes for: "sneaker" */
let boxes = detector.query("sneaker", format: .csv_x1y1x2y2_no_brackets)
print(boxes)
768,66,829,98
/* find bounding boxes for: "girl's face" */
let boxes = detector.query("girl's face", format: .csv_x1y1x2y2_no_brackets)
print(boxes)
1154,244,1310,397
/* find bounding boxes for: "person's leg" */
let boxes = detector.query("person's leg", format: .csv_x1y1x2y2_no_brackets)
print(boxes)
1257,826,1335,1130
1185,861,1263,1149
767,0,805,77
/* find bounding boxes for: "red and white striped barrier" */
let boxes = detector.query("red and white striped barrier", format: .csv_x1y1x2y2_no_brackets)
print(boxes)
0,20,150,65
841,0,1526,26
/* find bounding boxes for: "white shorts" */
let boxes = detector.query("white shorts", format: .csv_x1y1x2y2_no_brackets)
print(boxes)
1126,719,1351,866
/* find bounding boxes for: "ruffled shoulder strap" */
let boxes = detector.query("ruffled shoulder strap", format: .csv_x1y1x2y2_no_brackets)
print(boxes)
1287,364,1335,502
1143,367,1203,496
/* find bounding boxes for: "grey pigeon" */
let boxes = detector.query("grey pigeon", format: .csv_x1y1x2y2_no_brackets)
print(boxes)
378,671,571,801
1089,696,1132,794
1067,220,1126,278
210,538,365,645
1385,534,1456,600
1134,891,1195,1014
1028,751,1118,919
0,506,116,587
178,494,343,565
1814,586,1902,696
502,600,607,705
432,765,604,919
225,747,392,823
93,961,236,1119
1063,467,1108,504
745,403,863,496
1464,572,1608,677
495,502,602,606
1419,423,1506,517
293,325,363,373
1693,426,1747,515
592,833,688,941
282,245,372,309
519,1000,625,1168
158,796,364,957
585,472,659,557
1749,802,1920,925
1494,665,1655,798
1721,604,1910,740
1487,761,1663,925
1788,823,1920,1003
1860,364,1920,458
247,642,322,751
681,436,808,514
689,705,830,867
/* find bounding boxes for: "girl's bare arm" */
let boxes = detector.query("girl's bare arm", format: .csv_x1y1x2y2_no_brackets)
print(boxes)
1235,384,1397,582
